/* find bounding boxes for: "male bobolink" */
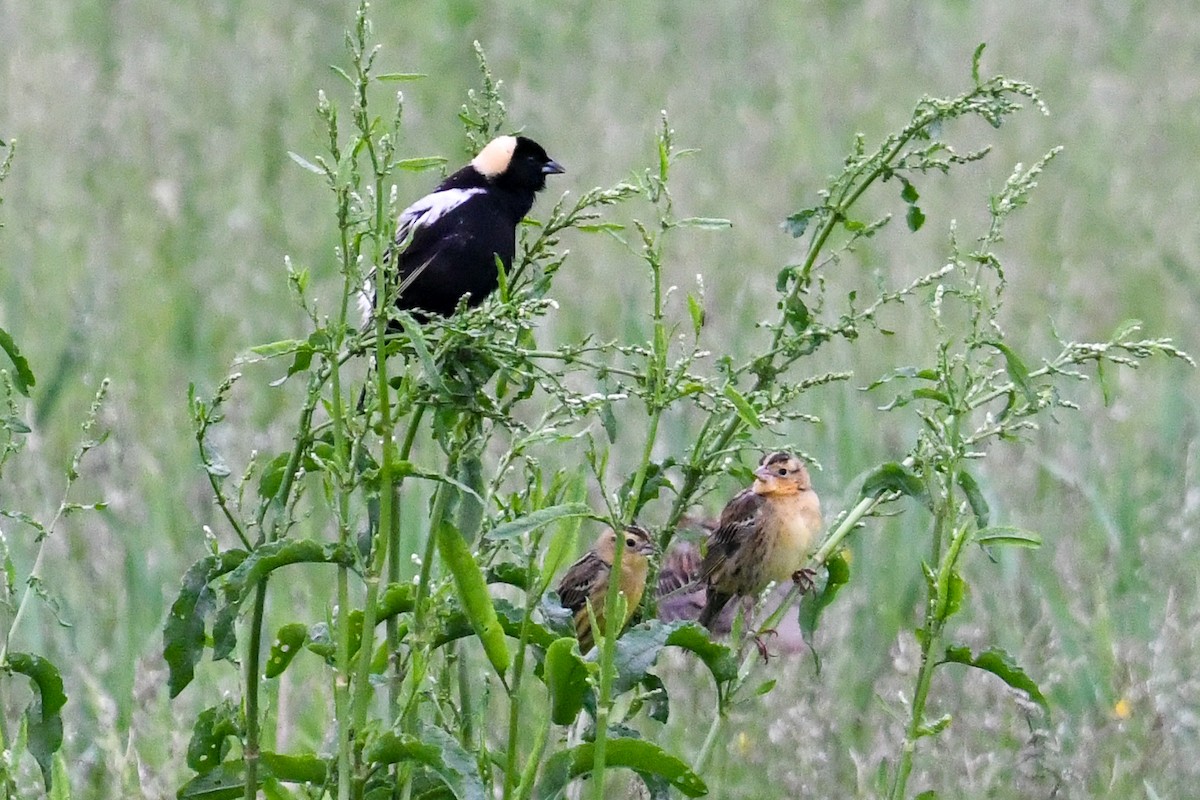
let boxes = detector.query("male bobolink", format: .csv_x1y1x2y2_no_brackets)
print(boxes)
698,452,822,629
359,135,564,321
555,525,655,654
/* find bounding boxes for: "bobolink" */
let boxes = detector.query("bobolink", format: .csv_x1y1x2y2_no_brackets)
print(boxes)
359,134,564,322
698,452,822,629
555,525,656,654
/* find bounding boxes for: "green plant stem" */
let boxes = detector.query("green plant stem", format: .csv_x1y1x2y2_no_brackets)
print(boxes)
243,368,326,800
388,405,425,719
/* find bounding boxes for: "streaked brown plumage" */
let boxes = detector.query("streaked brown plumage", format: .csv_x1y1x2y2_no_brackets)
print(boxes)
698,452,822,629
555,525,656,653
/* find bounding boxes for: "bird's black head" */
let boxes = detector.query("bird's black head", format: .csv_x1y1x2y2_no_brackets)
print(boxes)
471,135,564,193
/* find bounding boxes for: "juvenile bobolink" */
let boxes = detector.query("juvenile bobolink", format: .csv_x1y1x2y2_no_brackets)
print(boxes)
359,134,564,321
555,525,655,654
697,452,822,629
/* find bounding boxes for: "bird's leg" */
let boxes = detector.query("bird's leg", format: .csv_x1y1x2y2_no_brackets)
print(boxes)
791,567,816,593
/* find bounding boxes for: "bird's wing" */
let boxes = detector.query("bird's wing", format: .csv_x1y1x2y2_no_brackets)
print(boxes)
394,187,486,249
556,552,608,613
699,489,765,581
657,541,701,597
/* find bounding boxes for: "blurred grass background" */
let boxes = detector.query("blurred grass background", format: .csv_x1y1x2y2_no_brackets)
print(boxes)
1,0,1197,797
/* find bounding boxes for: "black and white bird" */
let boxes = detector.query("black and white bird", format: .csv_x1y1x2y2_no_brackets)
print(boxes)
359,135,564,322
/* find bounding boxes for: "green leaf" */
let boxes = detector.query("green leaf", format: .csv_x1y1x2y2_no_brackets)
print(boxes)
971,42,987,85
7,653,67,789
956,470,990,528
575,222,626,233
537,739,707,798
942,644,1048,709
163,550,248,697
396,156,449,171
618,459,676,517
187,701,241,774
175,752,327,799
975,526,1042,549
397,315,448,394
486,503,593,543
783,207,817,238
540,473,588,593
611,621,737,697
265,623,308,679
900,178,920,203
543,638,594,725
687,293,705,336
437,520,510,678
453,455,486,546
367,725,487,800
906,204,926,231
676,216,732,230
860,462,927,504
723,384,762,429
798,550,851,646
988,341,1038,405
943,570,966,619
287,151,324,176
376,72,428,82
0,326,35,396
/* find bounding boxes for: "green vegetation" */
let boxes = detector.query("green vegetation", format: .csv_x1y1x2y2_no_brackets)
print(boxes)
2,2,1198,798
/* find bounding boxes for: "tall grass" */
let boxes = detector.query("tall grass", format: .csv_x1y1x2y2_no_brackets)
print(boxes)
1,1,1198,797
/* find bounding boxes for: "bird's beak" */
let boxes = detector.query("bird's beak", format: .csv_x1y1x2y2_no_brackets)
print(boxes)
542,159,565,175
753,466,774,481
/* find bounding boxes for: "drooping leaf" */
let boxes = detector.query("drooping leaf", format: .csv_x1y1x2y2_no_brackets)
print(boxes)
988,341,1038,405
265,623,309,679
187,701,242,774
8,653,66,789
782,207,818,239
942,644,1048,709
798,550,851,648
860,462,927,504
610,620,737,697
366,725,486,800
537,739,706,799
906,204,926,231
0,325,35,396
436,520,510,678
975,526,1042,549
722,384,762,429
956,469,990,529
543,637,595,725
164,550,249,697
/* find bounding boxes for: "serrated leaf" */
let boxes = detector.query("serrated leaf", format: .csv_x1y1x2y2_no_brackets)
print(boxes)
163,550,248,697
975,526,1042,548
723,384,762,429
265,622,308,679
537,739,706,798
942,644,1048,708
544,637,594,726
860,462,927,504
486,503,593,543
366,725,486,800
957,469,990,528
0,325,35,396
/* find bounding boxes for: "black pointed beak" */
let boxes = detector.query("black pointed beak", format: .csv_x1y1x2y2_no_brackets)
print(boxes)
542,159,565,175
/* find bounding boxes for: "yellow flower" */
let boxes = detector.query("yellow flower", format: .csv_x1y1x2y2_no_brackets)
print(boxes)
1113,697,1132,720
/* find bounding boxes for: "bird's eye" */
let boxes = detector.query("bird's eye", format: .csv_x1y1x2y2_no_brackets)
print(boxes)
776,468,788,476
625,537,637,548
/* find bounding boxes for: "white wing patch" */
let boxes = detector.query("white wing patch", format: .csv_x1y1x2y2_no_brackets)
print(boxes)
358,187,485,326
394,187,485,247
